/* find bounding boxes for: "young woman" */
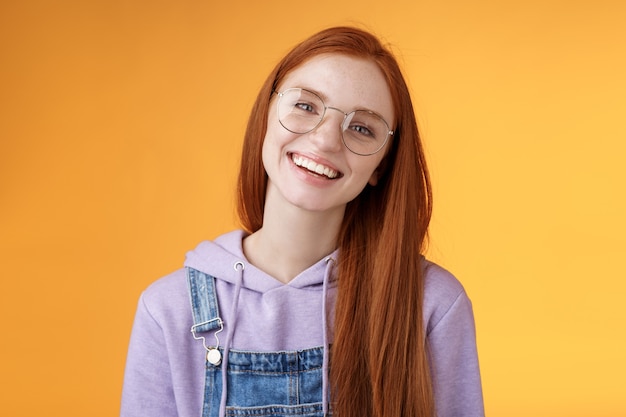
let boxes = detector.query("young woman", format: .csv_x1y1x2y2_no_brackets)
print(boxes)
121,27,484,417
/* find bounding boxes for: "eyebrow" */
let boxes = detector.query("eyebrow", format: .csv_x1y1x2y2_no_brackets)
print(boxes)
298,85,329,102
293,85,384,116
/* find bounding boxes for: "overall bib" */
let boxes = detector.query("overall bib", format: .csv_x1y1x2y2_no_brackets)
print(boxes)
187,267,331,417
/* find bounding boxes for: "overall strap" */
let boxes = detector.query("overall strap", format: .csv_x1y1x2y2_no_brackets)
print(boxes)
186,267,223,334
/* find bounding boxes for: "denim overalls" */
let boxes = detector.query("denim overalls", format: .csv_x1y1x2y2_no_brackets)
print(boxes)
187,267,331,417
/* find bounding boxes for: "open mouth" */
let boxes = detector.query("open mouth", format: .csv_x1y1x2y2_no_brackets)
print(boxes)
291,154,340,179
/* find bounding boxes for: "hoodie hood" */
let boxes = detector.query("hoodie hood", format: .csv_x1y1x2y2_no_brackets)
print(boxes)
184,230,338,292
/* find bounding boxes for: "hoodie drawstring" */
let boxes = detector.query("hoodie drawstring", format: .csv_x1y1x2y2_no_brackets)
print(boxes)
218,261,245,417
322,256,334,417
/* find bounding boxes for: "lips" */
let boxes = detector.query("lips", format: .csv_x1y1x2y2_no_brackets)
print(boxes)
291,154,339,179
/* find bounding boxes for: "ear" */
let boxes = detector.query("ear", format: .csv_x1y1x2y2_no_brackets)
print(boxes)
368,170,379,186
369,151,391,186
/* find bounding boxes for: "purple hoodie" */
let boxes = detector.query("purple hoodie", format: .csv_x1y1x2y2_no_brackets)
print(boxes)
120,230,484,417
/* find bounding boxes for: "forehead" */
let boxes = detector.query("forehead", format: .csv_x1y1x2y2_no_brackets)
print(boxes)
278,54,395,123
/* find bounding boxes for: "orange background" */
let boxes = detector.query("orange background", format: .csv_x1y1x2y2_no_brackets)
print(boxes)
1,0,625,416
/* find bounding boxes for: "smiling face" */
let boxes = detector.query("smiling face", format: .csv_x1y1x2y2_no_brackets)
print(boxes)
261,53,395,216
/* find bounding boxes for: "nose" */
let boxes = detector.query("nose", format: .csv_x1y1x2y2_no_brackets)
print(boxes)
308,107,345,153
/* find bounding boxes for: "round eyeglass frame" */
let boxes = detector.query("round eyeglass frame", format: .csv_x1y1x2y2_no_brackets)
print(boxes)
274,88,394,156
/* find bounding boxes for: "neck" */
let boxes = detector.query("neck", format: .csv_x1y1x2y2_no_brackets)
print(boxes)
243,195,344,284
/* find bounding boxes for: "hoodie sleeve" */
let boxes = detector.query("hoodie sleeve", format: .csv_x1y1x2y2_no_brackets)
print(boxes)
120,291,178,417
427,290,485,417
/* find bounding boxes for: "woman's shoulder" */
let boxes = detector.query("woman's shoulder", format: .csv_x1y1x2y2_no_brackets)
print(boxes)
421,259,474,333
138,268,190,322
143,267,187,295
422,259,465,299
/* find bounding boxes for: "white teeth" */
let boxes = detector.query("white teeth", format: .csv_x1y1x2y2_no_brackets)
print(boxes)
292,155,338,179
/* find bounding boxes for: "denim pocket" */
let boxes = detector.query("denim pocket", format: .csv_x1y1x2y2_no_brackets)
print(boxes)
202,348,328,417
225,403,326,417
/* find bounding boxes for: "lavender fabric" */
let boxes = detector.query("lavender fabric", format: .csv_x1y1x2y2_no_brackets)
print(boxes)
120,230,484,417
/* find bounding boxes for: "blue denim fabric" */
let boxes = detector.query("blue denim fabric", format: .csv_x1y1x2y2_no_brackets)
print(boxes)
187,268,329,417
188,268,222,333
203,348,326,417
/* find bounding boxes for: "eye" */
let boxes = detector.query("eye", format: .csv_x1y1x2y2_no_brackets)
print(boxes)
343,110,387,143
295,102,316,113
346,123,378,143
349,124,375,138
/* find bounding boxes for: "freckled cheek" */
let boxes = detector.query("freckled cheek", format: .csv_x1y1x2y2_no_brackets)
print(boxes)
266,106,282,133
260,132,280,172
261,129,291,175
347,154,385,176
263,115,303,154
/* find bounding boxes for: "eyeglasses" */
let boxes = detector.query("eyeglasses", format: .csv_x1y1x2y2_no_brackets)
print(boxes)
275,88,393,156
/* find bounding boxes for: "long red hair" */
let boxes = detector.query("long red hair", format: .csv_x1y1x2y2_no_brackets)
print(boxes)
237,27,434,417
